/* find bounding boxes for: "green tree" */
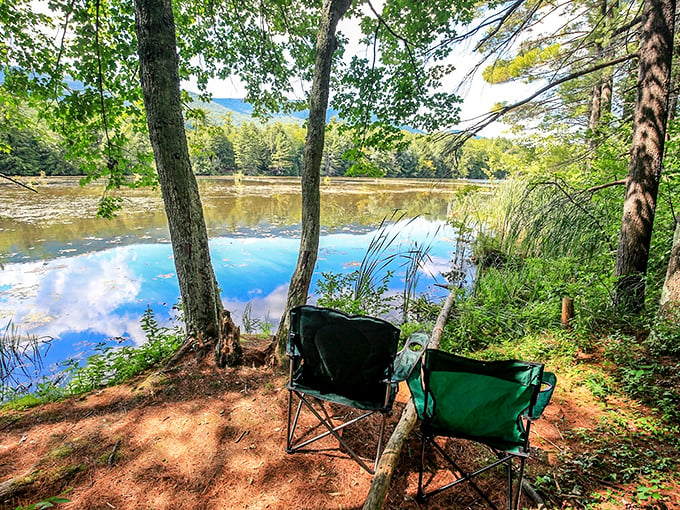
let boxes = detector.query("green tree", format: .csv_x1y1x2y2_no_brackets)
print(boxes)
233,122,268,175
134,0,240,364
272,0,353,363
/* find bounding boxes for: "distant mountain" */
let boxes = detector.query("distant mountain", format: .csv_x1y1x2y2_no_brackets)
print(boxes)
191,94,341,126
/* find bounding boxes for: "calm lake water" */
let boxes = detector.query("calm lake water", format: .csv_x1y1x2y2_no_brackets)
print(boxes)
0,176,477,389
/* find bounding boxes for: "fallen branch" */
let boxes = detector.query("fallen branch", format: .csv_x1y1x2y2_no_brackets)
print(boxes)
0,465,40,499
362,286,545,509
362,286,458,510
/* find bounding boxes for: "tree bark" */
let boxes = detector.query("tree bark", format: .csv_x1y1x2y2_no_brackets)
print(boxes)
272,0,353,364
613,0,676,312
134,0,240,365
660,218,680,314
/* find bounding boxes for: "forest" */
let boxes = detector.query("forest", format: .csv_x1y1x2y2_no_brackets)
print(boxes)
1,112,517,180
1,0,680,508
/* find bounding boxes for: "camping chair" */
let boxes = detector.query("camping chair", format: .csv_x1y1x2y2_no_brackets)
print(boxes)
286,305,426,474
407,348,556,510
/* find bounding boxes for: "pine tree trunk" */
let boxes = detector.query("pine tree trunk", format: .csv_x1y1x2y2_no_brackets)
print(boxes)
660,219,680,314
613,0,676,312
134,0,240,365
599,0,616,120
272,0,352,364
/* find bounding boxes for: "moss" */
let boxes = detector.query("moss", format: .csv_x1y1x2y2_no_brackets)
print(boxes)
47,444,75,460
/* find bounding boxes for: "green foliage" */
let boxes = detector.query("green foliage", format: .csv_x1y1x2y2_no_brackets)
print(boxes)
316,269,396,317
482,44,562,84
14,490,72,510
64,308,182,394
605,331,680,423
441,254,614,353
0,129,79,176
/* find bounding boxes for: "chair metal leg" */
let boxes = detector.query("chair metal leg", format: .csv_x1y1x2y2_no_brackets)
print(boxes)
286,390,379,473
507,453,513,510
511,457,527,510
374,412,387,472
418,437,532,510
286,391,304,453
416,432,427,502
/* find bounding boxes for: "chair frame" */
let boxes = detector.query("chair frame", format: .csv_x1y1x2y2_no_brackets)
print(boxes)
286,363,392,473
413,349,552,510
285,305,426,474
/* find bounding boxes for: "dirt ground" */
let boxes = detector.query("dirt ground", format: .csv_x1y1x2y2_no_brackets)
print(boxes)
1,338,678,510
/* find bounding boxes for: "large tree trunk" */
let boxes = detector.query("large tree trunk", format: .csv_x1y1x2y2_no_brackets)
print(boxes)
613,0,676,312
134,0,241,365
272,0,353,364
660,218,680,313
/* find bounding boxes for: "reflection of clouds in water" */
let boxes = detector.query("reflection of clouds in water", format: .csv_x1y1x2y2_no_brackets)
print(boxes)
420,255,455,279
1,219,461,363
223,283,289,329
0,248,145,342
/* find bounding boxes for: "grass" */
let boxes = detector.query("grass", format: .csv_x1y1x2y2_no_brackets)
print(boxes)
0,321,52,401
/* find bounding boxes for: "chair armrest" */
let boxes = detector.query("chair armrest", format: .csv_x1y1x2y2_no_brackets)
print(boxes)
531,371,557,419
392,333,428,382
286,332,302,358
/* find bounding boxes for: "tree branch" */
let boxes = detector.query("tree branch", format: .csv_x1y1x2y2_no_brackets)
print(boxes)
585,178,628,193
0,173,39,193
448,52,637,149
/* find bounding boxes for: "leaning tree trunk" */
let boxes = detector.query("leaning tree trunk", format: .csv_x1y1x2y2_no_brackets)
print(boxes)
613,0,676,312
272,0,353,364
134,0,241,365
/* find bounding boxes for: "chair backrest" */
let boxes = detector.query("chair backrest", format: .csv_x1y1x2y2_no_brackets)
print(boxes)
289,305,400,405
408,349,544,453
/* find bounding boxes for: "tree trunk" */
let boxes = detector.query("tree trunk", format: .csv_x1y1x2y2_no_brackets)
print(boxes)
134,0,241,365
272,0,353,364
613,0,676,312
660,218,680,313
599,0,616,123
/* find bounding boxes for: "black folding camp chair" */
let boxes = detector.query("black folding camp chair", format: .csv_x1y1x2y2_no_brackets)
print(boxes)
407,349,556,510
286,305,426,474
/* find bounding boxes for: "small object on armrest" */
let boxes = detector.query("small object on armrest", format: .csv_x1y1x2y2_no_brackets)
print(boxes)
392,333,428,382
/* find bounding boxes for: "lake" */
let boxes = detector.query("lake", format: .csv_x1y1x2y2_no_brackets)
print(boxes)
0,176,477,390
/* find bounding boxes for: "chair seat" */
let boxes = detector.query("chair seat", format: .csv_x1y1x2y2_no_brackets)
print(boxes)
287,380,397,411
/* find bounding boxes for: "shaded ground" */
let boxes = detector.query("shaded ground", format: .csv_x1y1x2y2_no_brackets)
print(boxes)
1,338,679,510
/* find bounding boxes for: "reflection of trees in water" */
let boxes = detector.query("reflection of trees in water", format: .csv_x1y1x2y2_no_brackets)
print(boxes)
0,177,463,262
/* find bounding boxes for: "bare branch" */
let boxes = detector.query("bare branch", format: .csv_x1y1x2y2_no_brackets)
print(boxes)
585,178,628,193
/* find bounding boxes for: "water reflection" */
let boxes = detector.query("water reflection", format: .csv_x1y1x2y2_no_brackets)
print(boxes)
0,177,472,386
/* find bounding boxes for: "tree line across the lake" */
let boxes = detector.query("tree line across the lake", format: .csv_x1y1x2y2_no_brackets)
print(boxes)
1,112,518,180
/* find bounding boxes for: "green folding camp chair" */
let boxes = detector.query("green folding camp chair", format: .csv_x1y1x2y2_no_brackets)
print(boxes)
407,348,556,510
286,305,426,474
